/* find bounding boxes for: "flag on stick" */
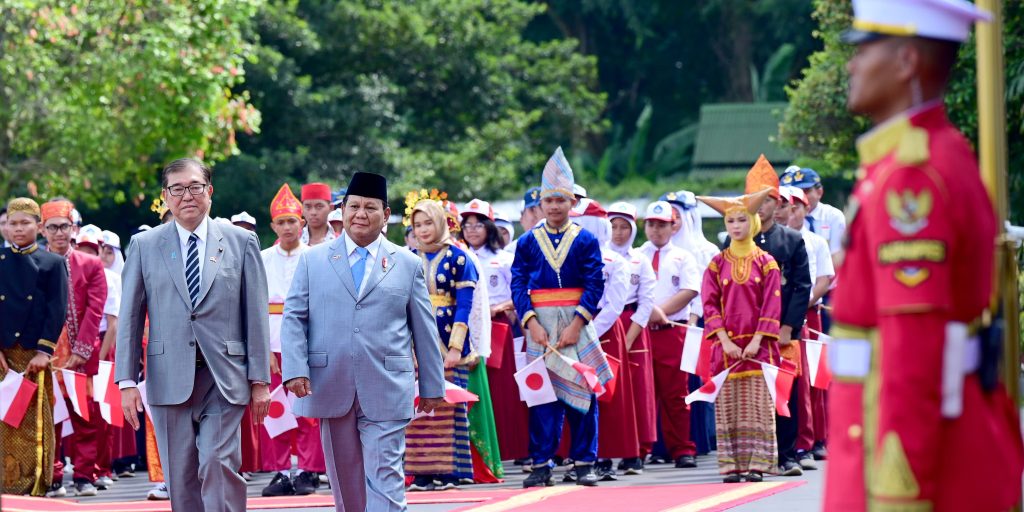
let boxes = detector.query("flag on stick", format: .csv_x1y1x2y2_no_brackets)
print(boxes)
263,385,297,438
761,362,797,417
0,370,38,428
61,369,90,421
52,371,69,424
684,366,731,405
513,357,558,407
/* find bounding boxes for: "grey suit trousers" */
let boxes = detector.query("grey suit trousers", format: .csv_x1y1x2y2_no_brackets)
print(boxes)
150,367,247,512
321,396,410,512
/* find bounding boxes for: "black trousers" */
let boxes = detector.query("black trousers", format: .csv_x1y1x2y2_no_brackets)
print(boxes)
776,376,801,464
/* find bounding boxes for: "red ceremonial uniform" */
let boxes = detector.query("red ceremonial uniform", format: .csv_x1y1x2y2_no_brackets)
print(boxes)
825,103,1023,511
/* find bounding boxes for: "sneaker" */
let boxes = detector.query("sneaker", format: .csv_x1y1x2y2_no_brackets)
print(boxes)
797,451,818,470
240,471,253,482
674,455,697,469
293,471,319,495
522,459,533,474
746,471,764,482
811,442,828,460
574,464,599,487
73,480,98,497
262,473,296,497
723,473,742,483
780,460,803,476
647,454,668,465
621,457,644,475
434,476,459,490
45,482,66,498
595,459,617,481
147,482,169,500
407,476,435,492
319,473,329,484
116,468,136,478
95,475,114,489
522,465,554,488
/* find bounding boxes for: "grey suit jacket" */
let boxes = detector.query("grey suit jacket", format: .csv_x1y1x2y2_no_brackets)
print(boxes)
115,220,271,406
280,235,445,422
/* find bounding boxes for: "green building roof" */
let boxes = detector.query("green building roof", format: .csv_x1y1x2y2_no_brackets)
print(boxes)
691,102,792,173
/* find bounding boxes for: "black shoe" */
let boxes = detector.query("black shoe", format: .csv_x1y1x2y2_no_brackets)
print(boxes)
723,473,742,483
674,455,697,468
262,473,295,497
513,458,530,466
523,466,554,488
594,460,617,481
647,454,668,464
797,450,818,470
407,476,435,492
780,460,803,476
573,465,599,487
73,479,98,497
746,471,764,482
435,476,459,490
293,471,319,495
621,457,644,475
811,441,828,460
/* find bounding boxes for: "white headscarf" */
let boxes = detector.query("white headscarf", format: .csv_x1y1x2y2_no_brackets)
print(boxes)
608,214,637,257
574,215,612,248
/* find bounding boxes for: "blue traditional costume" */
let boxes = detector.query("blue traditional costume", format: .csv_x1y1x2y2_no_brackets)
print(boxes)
405,200,477,488
511,148,612,486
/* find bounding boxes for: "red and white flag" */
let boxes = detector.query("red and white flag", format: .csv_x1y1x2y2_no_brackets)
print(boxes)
136,380,153,420
94,361,123,427
52,371,69,424
513,357,558,407
761,361,797,417
443,381,479,404
555,353,603,395
679,325,703,374
597,355,621,403
61,369,90,421
684,366,731,405
804,338,832,389
1,370,38,428
263,385,297,439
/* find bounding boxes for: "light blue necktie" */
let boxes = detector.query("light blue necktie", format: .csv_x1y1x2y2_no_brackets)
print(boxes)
351,246,369,291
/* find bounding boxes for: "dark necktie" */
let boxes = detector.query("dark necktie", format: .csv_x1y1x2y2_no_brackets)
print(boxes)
807,215,817,234
185,233,201,306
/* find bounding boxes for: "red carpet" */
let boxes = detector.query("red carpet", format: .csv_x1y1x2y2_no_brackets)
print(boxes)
1,482,801,511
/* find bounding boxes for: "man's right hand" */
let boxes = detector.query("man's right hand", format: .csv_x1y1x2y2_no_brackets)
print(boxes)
286,377,312,398
121,387,144,431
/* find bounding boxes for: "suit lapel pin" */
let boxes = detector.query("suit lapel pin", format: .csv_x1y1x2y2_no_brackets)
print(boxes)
382,257,388,270
332,254,342,261
210,256,218,263
171,251,177,260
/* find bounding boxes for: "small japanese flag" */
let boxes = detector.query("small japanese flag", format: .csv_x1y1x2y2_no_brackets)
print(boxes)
761,361,797,417
684,366,731,405
513,357,558,407
804,338,833,390
52,371,69,424
263,385,297,439
1,370,38,428
61,369,90,421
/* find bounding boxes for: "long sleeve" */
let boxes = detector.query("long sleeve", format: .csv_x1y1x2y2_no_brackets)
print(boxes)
449,251,477,351
242,231,271,383
780,234,810,330
280,252,311,383
591,255,628,338
114,237,148,384
575,234,605,322
409,261,445,400
39,258,69,354
510,233,536,327
755,258,782,339
72,257,108,359
630,253,656,328
701,257,725,338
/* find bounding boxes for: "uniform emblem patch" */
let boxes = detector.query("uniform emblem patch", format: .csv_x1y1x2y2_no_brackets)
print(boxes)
671,275,680,287
886,189,932,236
489,275,498,287
630,274,640,285
894,267,930,287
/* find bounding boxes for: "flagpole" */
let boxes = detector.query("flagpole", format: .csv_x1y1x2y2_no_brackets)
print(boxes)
975,0,1020,406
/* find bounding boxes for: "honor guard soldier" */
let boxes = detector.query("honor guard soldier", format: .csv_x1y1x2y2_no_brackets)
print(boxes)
826,1,1024,510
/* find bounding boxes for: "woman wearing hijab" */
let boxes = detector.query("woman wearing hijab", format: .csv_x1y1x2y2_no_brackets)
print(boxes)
696,188,782,483
405,199,478,491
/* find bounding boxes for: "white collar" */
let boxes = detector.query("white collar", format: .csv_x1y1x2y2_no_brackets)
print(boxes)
175,216,210,245
343,231,381,259
275,241,307,257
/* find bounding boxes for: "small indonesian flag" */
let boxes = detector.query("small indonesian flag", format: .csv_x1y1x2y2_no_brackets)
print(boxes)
52,371,69,424
1,370,38,428
94,361,123,427
684,366,731,405
805,338,832,390
679,325,703,374
263,385,297,439
555,352,604,395
597,355,621,403
61,369,90,421
513,357,558,407
443,381,479,404
761,361,797,417
137,381,153,420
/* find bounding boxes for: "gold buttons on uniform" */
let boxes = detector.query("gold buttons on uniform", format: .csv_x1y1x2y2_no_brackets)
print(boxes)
722,279,729,285
848,424,863,439
14,332,20,337
727,331,734,337
26,295,32,300
0,295,5,301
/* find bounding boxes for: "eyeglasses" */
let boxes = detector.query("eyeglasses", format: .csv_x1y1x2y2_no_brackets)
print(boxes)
45,223,74,234
165,183,208,197
462,223,485,231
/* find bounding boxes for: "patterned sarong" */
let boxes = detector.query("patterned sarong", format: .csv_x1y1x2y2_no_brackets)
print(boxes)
0,346,55,496
715,374,778,474
405,366,473,479
525,304,613,413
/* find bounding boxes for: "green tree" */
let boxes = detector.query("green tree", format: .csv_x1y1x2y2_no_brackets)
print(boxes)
0,0,263,208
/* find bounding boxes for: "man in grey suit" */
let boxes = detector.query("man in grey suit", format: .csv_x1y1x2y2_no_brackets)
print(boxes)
281,171,445,512
115,158,271,512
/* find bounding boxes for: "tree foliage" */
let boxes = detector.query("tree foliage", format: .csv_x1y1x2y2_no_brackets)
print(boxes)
0,0,262,207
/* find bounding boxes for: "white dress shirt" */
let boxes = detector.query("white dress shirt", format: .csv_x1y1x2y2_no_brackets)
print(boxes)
344,231,381,295
98,269,122,332
591,248,629,338
471,245,514,304
807,201,846,254
637,242,702,322
175,216,210,281
800,229,835,306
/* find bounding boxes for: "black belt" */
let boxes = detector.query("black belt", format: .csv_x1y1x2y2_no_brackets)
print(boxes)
649,322,683,332
196,349,207,369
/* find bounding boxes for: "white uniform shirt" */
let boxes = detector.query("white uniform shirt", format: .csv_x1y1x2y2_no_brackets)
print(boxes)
800,230,835,306
471,245,514,304
98,268,121,332
300,225,338,246
591,248,629,338
619,248,656,328
637,242,701,322
261,242,308,353
807,201,846,254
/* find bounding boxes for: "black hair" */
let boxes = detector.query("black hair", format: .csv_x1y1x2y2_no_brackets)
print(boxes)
161,158,212,188
460,214,503,253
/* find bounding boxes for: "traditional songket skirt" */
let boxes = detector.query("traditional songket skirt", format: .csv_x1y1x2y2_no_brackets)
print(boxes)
0,346,55,495
715,374,777,475
405,366,474,480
